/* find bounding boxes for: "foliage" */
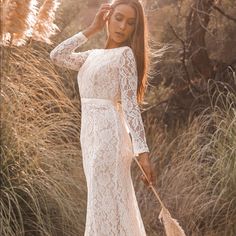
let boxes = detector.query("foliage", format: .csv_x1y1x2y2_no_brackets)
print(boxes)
137,81,236,235
1,0,61,46
1,0,236,235
0,44,86,236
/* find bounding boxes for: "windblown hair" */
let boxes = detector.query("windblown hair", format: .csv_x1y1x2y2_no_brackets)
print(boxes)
105,0,150,104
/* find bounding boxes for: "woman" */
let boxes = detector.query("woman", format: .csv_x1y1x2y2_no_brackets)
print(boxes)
50,0,156,235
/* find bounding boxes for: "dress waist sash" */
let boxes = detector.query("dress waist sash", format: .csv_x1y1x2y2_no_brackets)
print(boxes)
81,98,121,107
81,98,129,132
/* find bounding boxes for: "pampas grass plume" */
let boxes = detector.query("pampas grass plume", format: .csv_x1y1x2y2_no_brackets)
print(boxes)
32,0,61,44
158,207,187,236
1,0,60,46
134,156,187,236
1,0,38,46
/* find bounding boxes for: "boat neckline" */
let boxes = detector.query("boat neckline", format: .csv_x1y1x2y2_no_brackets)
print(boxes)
101,46,130,50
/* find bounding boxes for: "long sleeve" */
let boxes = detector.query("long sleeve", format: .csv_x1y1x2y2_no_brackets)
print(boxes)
49,31,92,71
119,47,150,156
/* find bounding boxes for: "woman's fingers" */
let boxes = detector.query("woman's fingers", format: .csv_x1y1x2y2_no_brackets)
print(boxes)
150,168,155,184
91,3,112,31
96,4,112,21
98,3,110,10
140,171,150,185
138,155,156,187
98,3,112,14
140,164,156,187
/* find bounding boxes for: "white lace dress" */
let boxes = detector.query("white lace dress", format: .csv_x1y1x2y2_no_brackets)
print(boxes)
50,31,150,236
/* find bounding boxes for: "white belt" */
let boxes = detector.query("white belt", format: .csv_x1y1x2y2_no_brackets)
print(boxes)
81,98,129,132
81,98,121,107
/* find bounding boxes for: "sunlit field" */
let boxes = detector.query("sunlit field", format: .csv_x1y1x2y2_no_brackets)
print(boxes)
1,0,236,235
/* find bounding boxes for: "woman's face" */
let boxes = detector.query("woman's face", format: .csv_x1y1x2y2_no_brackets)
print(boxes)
107,4,136,46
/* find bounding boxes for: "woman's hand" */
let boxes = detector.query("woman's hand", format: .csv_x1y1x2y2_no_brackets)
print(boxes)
83,3,113,38
137,152,156,187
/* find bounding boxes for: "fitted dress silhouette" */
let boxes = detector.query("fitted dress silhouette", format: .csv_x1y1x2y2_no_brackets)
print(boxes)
50,31,150,236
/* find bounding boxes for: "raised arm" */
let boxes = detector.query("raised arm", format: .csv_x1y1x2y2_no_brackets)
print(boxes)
49,31,92,71
50,1,113,71
119,47,150,156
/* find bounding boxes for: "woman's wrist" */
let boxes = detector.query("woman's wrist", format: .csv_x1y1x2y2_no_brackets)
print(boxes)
82,26,99,39
137,152,149,162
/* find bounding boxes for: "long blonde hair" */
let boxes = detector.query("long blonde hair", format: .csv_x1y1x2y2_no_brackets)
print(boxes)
105,0,150,104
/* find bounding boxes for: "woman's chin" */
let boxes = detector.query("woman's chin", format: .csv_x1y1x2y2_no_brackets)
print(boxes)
112,38,124,44
108,35,128,47
111,34,126,42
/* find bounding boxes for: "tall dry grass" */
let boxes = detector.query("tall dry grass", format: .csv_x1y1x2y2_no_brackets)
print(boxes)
32,0,61,44
1,34,235,236
1,44,87,236
133,80,236,236
0,0,60,46
1,0,236,235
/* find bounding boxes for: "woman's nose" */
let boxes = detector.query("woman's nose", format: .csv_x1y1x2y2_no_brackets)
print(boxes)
119,21,126,30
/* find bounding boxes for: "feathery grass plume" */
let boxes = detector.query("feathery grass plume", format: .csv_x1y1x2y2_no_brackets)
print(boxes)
0,0,3,38
1,0,38,46
32,0,61,44
158,207,187,236
134,157,186,236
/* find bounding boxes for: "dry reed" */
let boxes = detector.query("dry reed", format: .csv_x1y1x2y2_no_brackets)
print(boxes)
134,80,236,236
1,0,60,46
1,43,86,236
32,0,61,44
1,0,38,46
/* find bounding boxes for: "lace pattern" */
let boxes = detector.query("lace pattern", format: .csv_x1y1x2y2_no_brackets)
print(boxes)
50,32,92,71
119,47,150,156
49,31,149,236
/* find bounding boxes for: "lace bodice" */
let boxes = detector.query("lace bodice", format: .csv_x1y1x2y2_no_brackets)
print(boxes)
50,31,149,156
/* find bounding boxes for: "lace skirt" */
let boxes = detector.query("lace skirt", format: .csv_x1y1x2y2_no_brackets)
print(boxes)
80,97,147,236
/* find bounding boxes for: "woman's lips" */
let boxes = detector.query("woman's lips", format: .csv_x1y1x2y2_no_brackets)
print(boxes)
115,32,124,37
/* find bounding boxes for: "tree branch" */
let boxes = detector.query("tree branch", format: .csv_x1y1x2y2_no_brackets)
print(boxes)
213,5,236,23
168,22,201,95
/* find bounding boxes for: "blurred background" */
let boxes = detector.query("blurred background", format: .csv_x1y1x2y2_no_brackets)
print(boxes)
1,0,236,235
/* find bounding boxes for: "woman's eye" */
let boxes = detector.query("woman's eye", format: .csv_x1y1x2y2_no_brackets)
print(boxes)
128,22,135,26
115,16,122,21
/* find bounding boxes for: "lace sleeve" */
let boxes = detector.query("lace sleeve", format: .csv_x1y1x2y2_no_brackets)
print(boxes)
119,47,150,156
49,31,92,71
